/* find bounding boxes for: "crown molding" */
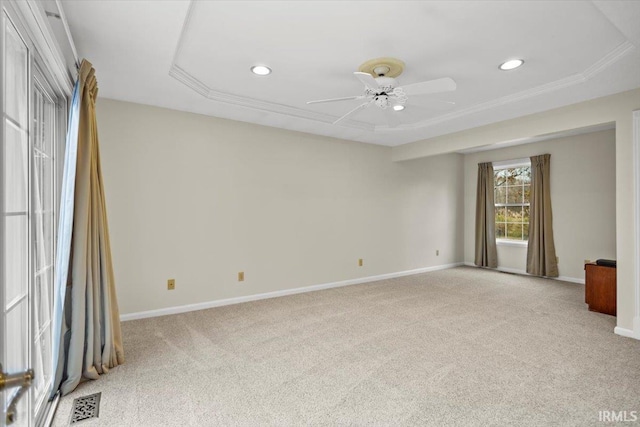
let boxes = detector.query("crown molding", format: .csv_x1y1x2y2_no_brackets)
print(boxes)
168,0,636,135
168,64,374,131
382,40,636,132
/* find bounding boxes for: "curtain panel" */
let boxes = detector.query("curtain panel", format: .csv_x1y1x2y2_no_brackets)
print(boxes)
526,154,559,277
52,60,124,396
475,162,498,268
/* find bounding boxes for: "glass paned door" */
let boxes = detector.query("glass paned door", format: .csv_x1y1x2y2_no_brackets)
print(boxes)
3,12,31,426
2,7,65,425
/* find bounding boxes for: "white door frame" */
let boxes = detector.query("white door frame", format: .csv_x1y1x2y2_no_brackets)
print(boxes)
633,110,640,339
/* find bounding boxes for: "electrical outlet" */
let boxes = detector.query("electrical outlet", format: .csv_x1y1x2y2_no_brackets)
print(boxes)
238,272,244,282
167,279,175,290
358,259,363,267
436,249,440,256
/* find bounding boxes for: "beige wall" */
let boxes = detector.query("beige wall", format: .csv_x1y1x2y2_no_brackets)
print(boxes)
393,88,640,332
97,99,464,315
463,129,616,281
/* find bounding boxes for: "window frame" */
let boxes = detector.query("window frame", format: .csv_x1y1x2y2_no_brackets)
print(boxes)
493,158,531,246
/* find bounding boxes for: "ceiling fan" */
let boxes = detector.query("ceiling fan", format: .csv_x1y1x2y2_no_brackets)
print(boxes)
307,58,457,127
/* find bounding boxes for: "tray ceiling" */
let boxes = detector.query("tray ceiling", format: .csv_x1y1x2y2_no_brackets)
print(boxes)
61,1,640,146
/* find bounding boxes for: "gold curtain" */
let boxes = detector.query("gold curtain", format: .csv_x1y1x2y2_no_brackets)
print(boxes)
475,162,498,268
53,60,124,396
526,154,559,277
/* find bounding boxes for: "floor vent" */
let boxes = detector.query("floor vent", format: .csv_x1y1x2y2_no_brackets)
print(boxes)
69,392,101,424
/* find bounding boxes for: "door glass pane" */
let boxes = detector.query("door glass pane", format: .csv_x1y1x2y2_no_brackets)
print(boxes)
5,18,28,126
4,123,29,213
4,302,28,374
4,302,28,421
34,272,51,335
5,216,28,306
33,325,51,411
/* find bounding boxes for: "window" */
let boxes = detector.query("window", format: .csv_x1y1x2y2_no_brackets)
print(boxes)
494,164,531,241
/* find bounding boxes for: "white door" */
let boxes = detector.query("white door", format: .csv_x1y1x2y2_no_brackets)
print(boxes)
2,6,65,425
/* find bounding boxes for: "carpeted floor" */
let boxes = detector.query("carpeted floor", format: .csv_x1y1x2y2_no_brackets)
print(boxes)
52,267,640,426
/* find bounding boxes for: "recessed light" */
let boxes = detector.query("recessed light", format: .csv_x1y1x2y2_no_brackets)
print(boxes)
499,59,524,71
393,105,405,111
251,65,272,76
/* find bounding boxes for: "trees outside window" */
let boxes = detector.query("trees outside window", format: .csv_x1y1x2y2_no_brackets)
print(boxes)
494,165,531,241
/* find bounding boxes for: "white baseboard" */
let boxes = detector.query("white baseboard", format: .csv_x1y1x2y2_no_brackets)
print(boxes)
614,326,640,339
462,262,584,284
617,317,640,340
120,262,464,322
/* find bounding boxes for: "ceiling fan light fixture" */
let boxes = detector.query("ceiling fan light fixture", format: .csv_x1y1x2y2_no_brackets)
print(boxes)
393,105,405,111
251,65,272,76
499,59,524,71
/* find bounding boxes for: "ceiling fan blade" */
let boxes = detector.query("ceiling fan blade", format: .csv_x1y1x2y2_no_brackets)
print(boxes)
307,95,366,105
333,100,373,125
401,77,457,96
384,108,401,128
353,72,379,91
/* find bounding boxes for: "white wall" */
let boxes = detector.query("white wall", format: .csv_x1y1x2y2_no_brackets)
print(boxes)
463,129,616,281
392,88,640,333
97,99,464,315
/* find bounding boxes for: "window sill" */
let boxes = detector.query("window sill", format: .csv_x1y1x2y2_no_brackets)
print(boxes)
496,239,528,247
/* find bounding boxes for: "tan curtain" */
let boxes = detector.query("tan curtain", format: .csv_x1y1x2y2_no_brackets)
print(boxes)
53,60,124,396
526,154,559,277
475,162,498,268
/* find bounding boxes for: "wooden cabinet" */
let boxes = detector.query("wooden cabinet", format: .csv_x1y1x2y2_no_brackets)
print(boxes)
585,263,616,316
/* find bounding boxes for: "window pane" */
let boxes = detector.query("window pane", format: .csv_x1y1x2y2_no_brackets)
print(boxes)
496,223,506,238
523,223,529,240
495,170,507,186
495,206,506,222
523,206,530,223
512,167,530,184
523,185,531,203
495,186,506,204
507,223,523,240
506,206,523,223
506,185,524,204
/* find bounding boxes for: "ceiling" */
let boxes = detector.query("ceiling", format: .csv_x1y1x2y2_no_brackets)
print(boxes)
60,1,640,147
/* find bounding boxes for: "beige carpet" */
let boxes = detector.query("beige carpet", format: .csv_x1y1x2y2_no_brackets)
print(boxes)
52,267,640,426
